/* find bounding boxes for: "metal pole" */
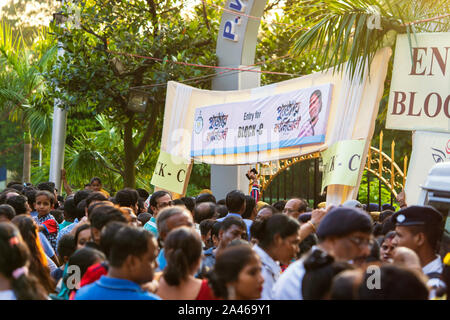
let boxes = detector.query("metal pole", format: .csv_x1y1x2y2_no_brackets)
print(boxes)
49,1,68,194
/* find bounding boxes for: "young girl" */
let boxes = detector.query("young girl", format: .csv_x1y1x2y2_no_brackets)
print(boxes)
34,190,59,251
0,222,48,300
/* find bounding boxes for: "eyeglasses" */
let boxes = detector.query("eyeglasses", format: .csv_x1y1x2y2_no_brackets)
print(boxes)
157,201,172,209
347,237,373,249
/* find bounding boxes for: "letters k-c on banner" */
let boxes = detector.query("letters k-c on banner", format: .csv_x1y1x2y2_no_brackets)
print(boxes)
151,151,192,195
387,33,450,132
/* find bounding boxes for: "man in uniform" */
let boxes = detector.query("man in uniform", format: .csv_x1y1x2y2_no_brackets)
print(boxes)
391,205,446,296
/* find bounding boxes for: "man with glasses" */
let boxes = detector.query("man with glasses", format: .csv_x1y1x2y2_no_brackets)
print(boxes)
143,191,172,238
283,198,308,220
273,206,373,300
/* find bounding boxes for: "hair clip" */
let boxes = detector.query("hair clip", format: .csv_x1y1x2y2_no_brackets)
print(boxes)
12,266,28,279
9,236,19,246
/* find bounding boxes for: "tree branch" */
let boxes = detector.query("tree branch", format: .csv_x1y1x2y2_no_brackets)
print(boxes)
135,103,159,156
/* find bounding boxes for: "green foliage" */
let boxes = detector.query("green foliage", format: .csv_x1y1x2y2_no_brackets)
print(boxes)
358,170,399,209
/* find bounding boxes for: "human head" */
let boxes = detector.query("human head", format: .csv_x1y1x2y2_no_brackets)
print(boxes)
0,204,16,222
149,191,172,217
34,190,55,217
156,206,194,243
89,205,128,244
180,197,195,215
309,90,322,126
66,247,106,283
108,225,158,284
342,200,363,209
99,221,128,257
379,231,396,263
357,265,429,299
194,202,216,224
74,224,92,250
199,219,216,249
330,269,364,300
215,205,228,219
255,205,277,221
57,234,77,264
6,195,30,216
89,177,103,192
225,190,246,215
36,182,56,195
218,216,247,249
22,187,37,212
74,189,92,206
251,214,301,264
62,196,78,221
283,198,308,219
302,249,353,300
242,195,256,220
391,206,443,256
115,188,139,214
392,246,422,273
0,222,48,300
163,227,203,286
196,193,216,205
272,200,286,212
85,191,109,210
210,221,222,248
316,207,373,265
207,244,263,300
137,212,152,226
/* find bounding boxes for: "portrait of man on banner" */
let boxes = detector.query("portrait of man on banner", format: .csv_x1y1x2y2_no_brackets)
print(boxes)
298,89,324,138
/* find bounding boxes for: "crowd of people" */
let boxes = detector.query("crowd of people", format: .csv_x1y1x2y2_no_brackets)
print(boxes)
0,175,449,300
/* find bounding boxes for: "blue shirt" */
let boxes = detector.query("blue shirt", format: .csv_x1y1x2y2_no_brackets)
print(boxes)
39,232,55,258
217,213,253,240
156,249,166,272
143,217,158,238
74,276,161,300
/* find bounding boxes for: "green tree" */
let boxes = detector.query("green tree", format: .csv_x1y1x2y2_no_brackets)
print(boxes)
0,22,56,182
46,0,218,188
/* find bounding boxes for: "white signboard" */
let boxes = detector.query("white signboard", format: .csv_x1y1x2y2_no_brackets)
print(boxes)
191,84,332,157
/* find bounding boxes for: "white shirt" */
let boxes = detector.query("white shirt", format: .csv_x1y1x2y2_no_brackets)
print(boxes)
253,244,281,300
0,290,16,300
272,256,307,300
422,255,446,298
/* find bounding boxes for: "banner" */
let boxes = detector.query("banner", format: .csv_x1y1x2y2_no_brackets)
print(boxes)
321,140,366,193
150,151,192,195
191,84,332,157
386,33,450,133
405,131,450,205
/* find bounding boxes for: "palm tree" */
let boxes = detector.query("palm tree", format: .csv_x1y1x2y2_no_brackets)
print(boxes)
290,0,450,80
0,22,56,182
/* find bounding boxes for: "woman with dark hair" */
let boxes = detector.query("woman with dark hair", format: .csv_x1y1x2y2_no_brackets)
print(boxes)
302,249,353,300
11,215,56,295
207,244,264,300
89,177,110,198
0,222,48,300
250,214,301,299
74,223,92,250
156,227,215,300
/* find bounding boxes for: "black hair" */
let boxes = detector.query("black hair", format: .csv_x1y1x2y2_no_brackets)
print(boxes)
7,181,22,188
35,190,55,206
366,238,380,263
76,199,88,220
74,189,93,206
51,209,64,224
85,191,108,208
0,222,48,300
0,188,19,205
0,204,16,220
181,197,195,213
11,215,55,294
90,177,102,185
87,201,110,219
115,188,139,208
220,216,246,233
330,270,362,300
408,223,443,252
194,202,216,224
242,195,256,220
100,221,128,257
217,199,226,206
199,219,216,237
65,247,106,286
210,221,222,241
9,183,24,193
206,244,255,299
379,209,395,223
381,216,396,235
137,212,152,226
215,205,228,219
225,190,245,213
163,227,203,286
62,196,78,220
6,195,28,215
36,182,55,194
272,200,286,212
136,188,149,200
108,225,155,268
196,193,217,205
251,214,300,249
74,224,91,247
257,205,278,218
358,265,429,300
89,205,127,230
57,234,76,263
150,191,171,208
298,233,318,258
22,187,37,210
172,199,185,207
302,249,352,300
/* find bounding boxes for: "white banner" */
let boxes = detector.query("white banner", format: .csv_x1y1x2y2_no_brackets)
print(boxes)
405,131,450,205
191,84,332,157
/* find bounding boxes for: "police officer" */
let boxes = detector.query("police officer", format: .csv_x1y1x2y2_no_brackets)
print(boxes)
391,205,446,296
